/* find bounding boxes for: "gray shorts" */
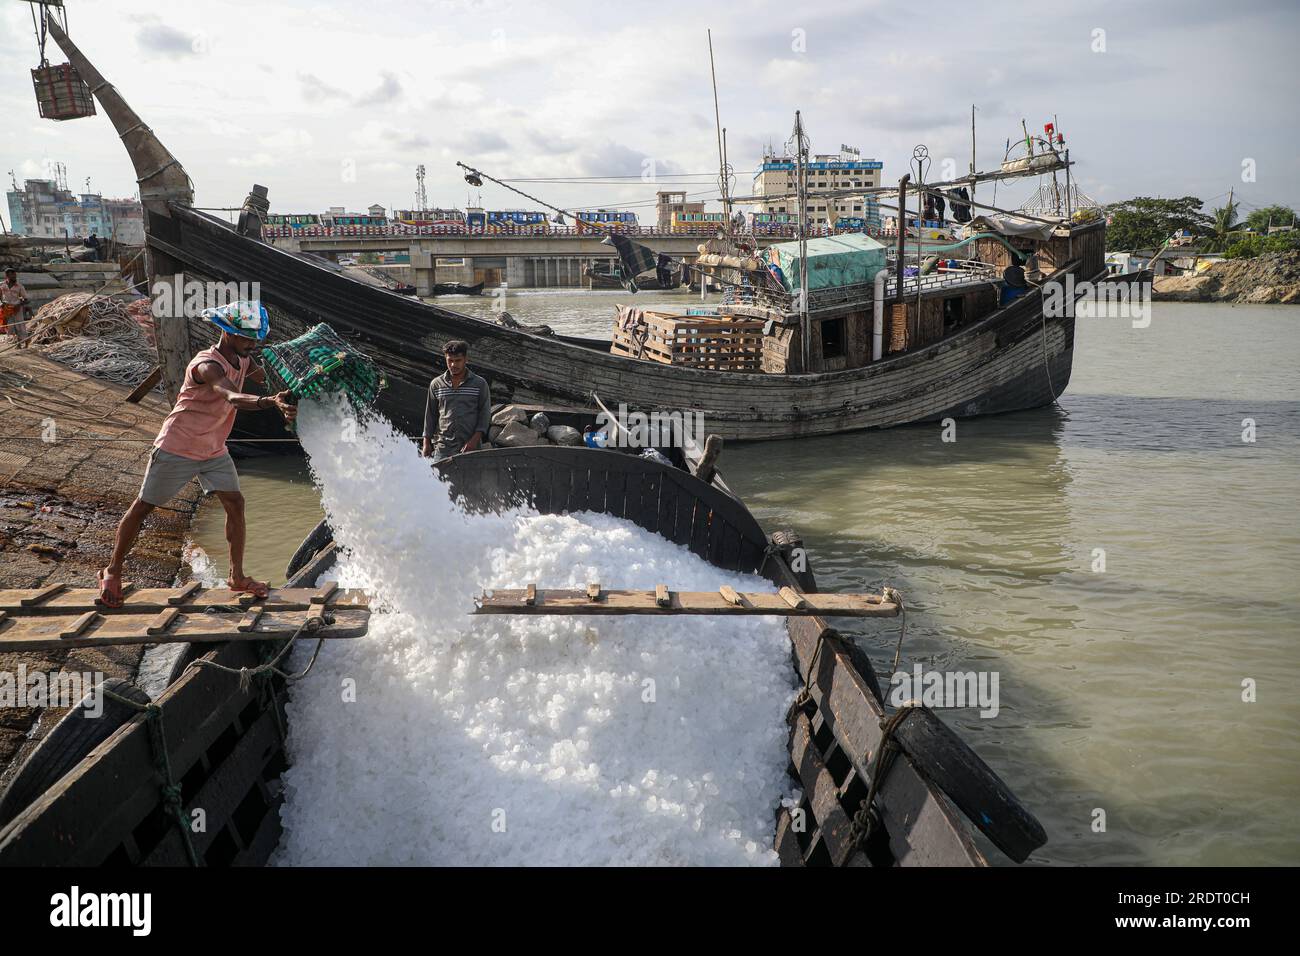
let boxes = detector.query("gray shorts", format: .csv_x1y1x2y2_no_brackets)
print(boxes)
140,447,239,505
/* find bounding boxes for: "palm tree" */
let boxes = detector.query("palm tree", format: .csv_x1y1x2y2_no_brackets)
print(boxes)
1203,198,1241,252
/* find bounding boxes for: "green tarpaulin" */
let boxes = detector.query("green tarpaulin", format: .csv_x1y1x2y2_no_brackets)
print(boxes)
767,233,887,292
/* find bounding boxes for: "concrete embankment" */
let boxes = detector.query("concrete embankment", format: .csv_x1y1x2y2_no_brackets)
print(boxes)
0,346,199,777
1153,250,1300,304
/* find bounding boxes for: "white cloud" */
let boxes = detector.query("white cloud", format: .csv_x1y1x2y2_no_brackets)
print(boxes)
1,0,1295,215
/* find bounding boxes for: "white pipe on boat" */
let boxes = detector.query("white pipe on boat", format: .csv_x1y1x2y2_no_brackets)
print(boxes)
872,268,889,361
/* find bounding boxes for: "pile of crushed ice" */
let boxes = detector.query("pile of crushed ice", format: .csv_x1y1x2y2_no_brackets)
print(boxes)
271,399,796,865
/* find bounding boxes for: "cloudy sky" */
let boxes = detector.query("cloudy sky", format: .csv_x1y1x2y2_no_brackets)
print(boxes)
2,0,1297,224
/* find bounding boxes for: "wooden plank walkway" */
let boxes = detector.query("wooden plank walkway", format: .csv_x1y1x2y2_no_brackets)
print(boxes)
0,584,371,651
474,585,900,617
0,584,369,614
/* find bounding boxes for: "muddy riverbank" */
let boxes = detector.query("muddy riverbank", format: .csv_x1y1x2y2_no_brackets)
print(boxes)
0,345,199,777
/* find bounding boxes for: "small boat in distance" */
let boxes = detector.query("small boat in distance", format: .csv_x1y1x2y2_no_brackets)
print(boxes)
431,281,485,296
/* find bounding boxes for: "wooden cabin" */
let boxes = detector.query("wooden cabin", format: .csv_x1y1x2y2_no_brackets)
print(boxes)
610,219,1107,376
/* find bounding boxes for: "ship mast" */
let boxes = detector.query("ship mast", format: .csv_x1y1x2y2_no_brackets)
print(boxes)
707,30,732,238
792,111,810,366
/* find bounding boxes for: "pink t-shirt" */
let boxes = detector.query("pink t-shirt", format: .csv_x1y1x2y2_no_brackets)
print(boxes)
154,347,250,460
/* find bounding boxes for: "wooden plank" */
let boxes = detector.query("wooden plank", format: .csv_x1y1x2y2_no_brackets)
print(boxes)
475,589,898,617
146,607,180,636
139,705,283,865
707,513,728,566
237,606,265,633
125,366,163,403
656,475,678,542
689,503,712,562
719,585,742,606
737,537,765,575
672,489,696,548
603,467,627,519
531,462,553,513
59,611,99,639
549,462,571,515
0,586,371,615
20,583,66,607
585,466,607,515
779,587,807,610
0,608,371,651
167,581,201,605
790,712,861,866
719,522,743,571
310,581,339,604
566,465,589,516
773,806,806,867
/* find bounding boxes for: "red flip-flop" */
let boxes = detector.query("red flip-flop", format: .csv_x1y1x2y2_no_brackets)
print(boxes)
96,568,125,609
228,575,270,600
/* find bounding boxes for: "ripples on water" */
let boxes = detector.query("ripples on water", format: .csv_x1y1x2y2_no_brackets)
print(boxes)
191,298,1299,866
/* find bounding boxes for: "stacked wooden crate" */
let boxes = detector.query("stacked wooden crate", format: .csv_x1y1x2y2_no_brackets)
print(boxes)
610,312,764,371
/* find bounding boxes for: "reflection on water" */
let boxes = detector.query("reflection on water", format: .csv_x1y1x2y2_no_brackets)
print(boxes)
190,300,1300,866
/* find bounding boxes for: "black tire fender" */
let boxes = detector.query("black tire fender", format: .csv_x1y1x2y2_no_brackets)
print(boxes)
0,677,151,827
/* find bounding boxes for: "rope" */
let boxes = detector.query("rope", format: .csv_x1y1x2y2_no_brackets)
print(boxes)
848,700,924,852
23,292,157,388
884,586,906,673
187,613,330,691
99,687,201,867
785,621,830,724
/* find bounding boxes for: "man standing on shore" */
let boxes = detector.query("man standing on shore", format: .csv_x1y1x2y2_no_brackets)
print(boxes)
421,339,490,462
1,268,28,340
98,302,297,607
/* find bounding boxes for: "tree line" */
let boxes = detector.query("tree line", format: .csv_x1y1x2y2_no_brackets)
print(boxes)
1105,198,1298,258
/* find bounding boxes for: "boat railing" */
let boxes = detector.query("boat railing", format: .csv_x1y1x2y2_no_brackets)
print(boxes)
722,260,1001,314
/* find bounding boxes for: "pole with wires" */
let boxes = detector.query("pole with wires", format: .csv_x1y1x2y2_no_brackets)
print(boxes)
790,111,811,368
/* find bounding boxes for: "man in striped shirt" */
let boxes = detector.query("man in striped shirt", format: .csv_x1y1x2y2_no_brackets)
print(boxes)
421,339,491,462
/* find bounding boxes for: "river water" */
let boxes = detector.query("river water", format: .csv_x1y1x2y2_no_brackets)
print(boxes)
190,296,1300,866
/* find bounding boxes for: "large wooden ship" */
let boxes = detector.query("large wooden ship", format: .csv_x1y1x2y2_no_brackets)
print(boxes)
43,20,1105,443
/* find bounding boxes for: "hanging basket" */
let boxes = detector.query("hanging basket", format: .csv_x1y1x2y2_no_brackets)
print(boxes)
31,62,96,121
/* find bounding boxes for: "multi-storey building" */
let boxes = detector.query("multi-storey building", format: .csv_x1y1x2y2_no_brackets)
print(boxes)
6,179,145,244
753,150,883,230
656,191,706,231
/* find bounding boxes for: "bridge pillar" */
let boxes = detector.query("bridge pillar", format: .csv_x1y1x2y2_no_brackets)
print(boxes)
506,256,526,287
411,245,435,296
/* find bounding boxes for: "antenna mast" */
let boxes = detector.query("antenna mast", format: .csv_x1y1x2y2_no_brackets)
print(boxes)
415,164,427,214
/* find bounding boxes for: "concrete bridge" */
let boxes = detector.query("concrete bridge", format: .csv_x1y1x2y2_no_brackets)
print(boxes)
267,232,785,294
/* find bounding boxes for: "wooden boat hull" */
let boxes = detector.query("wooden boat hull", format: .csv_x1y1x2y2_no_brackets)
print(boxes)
0,442,1043,866
152,206,1096,441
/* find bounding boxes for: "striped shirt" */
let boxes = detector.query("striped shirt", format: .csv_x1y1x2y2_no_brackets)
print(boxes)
423,369,491,452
